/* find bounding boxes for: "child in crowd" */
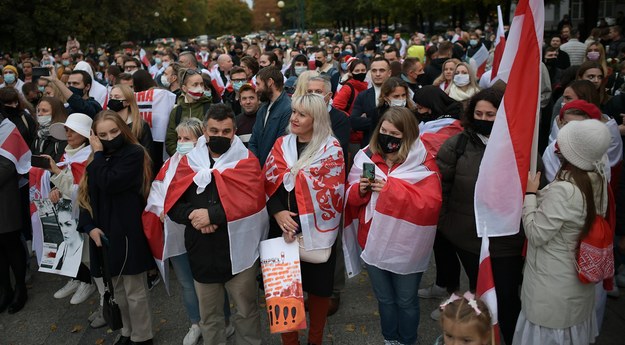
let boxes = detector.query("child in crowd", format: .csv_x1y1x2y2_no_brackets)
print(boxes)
435,292,493,345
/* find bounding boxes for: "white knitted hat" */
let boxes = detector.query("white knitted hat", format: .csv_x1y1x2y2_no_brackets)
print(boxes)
557,119,610,172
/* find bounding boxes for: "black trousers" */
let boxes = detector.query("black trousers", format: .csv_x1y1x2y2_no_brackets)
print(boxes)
0,230,27,290
433,231,461,292
456,247,523,345
74,263,91,284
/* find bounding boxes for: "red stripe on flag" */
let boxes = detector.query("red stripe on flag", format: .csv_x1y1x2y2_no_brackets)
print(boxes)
504,8,541,190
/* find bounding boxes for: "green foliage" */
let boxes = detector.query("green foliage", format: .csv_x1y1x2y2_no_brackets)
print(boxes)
0,0,252,52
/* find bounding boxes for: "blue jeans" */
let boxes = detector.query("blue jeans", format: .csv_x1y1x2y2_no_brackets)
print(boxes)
170,253,201,324
367,266,423,345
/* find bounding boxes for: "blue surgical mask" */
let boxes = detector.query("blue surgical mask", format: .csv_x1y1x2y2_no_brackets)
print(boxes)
233,80,245,92
294,66,307,76
3,73,15,84
38,86,45,93
176,141,194,155
341,62,348,71
203,89,212,98
155,57,162,65
470,39,478,46
62,60,70,67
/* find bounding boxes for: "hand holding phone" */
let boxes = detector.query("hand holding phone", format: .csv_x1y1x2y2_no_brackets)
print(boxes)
31,155,51,169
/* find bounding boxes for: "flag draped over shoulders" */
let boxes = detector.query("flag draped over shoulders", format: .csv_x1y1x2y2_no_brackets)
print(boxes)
164,135,269,275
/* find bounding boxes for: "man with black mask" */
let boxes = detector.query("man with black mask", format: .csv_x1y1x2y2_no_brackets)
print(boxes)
167,104,265,345
42,70,101,118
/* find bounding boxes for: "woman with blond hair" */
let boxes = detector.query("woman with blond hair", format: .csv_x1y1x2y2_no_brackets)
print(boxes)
264,93,345,345
445,62,480,107
433,58,461,92
78,110,154,345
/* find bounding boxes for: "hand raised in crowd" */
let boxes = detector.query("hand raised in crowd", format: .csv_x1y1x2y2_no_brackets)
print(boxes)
40,154,62,175
189,208,211,231
89,130,103,152
275,210,298,243
526,171,541,194
89,228,105,247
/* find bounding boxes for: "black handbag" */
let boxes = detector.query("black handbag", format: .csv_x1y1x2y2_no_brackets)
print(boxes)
100,239,123,331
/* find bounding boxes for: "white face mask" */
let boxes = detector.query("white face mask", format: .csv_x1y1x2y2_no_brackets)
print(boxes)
162,61,170,69
294,66,307,76
176,141,194,155
453,74,470,87
186,86,204,100
389,99,406,107
37,115,52,126
161,74,171,88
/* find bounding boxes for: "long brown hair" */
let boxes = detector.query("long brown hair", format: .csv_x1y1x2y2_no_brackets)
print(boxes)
38,96,68,124
377,77,416,111
111,84,143,140
78,110,152,216
369,107,420,164
555,162,603,240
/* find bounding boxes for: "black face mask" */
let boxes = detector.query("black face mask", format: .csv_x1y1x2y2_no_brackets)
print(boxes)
314,60,323,68
352,72,366,82
107,99,127,112
207,136,231,154
473,119,494,136
101,134,125,153
3,105,20,118
377,133,402,153
68,86,84,97
416,112,437,123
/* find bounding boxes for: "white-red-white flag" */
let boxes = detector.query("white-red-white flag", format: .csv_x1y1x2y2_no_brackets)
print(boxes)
476,236,501,344
491,6,507,82
469,44,489,78
474,1,544,343
0,117,31,174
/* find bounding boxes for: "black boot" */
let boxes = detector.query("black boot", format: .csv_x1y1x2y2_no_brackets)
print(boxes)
7,284,27,314
0,285,13,313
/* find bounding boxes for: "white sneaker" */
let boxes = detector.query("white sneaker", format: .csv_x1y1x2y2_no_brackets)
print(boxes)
54,280,81,299
417,284,447,299
430,307,441,321
90,308,106,329
183,324,202,345
70,282,96,304
225,324,235,338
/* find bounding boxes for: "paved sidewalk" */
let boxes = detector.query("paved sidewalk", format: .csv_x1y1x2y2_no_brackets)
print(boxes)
1,258,624,344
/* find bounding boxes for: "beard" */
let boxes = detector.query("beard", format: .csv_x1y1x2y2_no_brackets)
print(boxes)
258,88,272,103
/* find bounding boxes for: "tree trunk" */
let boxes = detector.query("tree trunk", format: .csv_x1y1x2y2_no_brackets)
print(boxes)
476,1,490,29
503,0,512,25
581,0,599,42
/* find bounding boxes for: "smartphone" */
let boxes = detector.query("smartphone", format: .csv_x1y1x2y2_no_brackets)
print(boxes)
363,162,376,182
32,67,49,83
100,233,110,247
31,155,51,169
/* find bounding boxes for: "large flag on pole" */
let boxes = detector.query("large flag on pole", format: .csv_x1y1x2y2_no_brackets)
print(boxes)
490,6,507,82
474,0,544,343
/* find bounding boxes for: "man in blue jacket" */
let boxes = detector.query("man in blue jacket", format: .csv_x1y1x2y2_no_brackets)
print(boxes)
248,66,291,166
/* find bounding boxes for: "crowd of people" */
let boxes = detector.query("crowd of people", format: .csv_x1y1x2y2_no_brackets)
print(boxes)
1,12,625,345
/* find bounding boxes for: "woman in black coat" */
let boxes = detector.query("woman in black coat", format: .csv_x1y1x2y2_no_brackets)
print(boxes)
78,110,155,344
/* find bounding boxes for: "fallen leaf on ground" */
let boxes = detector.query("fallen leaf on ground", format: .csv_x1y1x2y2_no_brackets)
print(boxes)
95,339,105,345
345,324,356,332
70,325,83,333
50,324,57,332
160,318,167,324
